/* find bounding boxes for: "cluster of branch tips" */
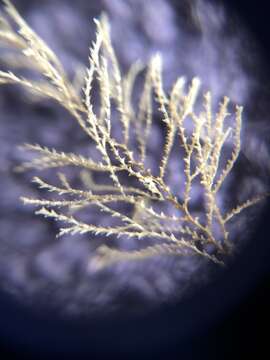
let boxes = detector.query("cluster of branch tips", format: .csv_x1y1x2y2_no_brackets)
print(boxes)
0,0,266,269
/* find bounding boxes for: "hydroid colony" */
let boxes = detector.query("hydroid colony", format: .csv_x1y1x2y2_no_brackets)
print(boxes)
0,0,266,271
